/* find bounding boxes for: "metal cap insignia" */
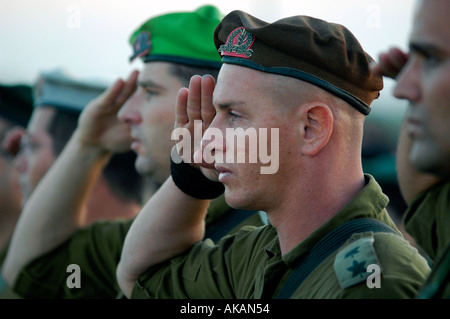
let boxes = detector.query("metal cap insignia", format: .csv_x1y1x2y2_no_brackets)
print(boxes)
130,31,152,62
218,27,254,59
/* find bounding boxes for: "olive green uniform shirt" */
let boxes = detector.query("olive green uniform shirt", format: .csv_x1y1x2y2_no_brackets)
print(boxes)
403,181,450,299
10,196,264,299
0,242,20,299
132,175,430,299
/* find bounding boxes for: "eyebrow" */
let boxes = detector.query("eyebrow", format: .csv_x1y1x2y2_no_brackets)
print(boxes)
214,101,247,110
137,79,166,91
409,41,446,58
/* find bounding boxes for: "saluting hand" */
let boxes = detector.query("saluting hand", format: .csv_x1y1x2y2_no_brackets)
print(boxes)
2,126,26,157
371,47,409,79
173,74,219,182
76,70,139,153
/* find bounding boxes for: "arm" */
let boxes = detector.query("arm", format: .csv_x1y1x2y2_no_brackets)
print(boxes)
1,71,138,286
116,175,210,298
117,75,218,298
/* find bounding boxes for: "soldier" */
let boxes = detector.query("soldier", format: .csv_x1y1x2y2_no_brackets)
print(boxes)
117,10,430,299
6,69,143,222
1,6,264,299
0,84,32,298
371,0,450,299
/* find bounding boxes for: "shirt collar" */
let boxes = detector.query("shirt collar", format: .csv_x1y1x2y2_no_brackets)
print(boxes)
403,181,450,262
280,174,391,267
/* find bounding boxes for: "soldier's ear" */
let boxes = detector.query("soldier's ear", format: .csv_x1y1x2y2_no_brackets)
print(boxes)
297,103,333,156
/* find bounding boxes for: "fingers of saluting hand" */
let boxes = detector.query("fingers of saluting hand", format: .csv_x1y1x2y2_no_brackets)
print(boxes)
175,87,189,128
174,75,217,164
118,70,139,105
102,70,139,110
371,47,409,79
186,75,203,122
2,127,25,157
200,75,216,128
386,47,409,70
175,75,216,128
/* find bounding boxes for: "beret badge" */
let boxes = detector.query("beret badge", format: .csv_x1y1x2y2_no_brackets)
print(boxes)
130,31,152,62
218,27,254,58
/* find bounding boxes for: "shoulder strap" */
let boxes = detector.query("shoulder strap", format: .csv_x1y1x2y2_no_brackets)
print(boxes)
275,218,399,299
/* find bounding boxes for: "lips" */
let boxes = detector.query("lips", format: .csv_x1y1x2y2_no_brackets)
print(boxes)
407,117,422,126
406,116,424,138
129,137,140,151
214,164,232,182
214,164,231,173
129,127,142,151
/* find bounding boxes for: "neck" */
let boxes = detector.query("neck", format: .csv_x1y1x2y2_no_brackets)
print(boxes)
269,157,365,255
82,177,141,226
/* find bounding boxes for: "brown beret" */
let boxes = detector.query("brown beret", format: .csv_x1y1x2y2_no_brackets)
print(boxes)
214,11,383,115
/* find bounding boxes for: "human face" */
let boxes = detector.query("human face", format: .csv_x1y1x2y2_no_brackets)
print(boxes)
205,64,300,211
0,118,22,215
118,62,184,184
393,0,450,177
14,107,56,203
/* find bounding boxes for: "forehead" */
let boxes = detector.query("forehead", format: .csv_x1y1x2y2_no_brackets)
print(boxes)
214,64,270,101
139,61,181,86
411,0,450,51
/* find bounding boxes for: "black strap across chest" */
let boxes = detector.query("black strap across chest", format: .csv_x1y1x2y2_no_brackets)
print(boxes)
275,218,399,299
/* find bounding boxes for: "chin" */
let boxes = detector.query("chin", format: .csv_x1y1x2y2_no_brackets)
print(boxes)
223,188,253,210
135,157,152,174
410,141,445,175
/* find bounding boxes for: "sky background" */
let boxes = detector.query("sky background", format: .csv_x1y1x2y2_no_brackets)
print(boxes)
0,0,416,122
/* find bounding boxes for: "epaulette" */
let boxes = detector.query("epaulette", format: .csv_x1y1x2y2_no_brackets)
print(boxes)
333,235,381,289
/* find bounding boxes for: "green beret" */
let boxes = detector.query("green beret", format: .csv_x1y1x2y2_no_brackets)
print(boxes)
214,11,384,115
0,84,33,127
129,5,223,69
33,69,110,114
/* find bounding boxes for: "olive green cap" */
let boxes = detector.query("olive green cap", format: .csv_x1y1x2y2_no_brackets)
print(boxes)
214,11,384,115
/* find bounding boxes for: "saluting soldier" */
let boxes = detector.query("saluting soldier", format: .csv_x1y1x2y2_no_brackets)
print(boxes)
371,0,450,299
1,6,265,299
117,10,431,299
0,84,33,298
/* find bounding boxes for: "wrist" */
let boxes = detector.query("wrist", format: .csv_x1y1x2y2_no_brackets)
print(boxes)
70,130,113,166
72,129,112,158
170,147,224,199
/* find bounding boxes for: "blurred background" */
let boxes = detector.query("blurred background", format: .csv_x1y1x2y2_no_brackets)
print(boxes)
0,0,416,231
